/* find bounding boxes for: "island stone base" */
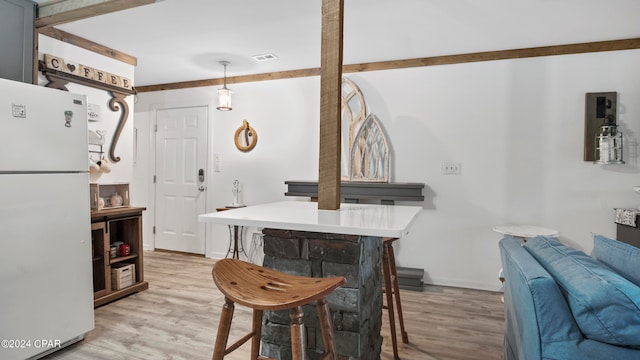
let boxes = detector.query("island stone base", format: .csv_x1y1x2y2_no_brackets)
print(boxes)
260,228,383,360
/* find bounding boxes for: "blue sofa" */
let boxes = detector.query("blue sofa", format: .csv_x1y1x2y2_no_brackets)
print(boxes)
499,235,640,360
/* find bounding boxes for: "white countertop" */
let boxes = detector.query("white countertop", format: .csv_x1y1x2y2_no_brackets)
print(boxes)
199,201,422,238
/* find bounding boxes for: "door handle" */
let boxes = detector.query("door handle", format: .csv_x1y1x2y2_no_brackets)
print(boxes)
198,185,206,192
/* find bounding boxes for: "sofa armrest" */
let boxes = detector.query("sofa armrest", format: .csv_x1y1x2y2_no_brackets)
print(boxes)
500,237,640,360
499,237,583,359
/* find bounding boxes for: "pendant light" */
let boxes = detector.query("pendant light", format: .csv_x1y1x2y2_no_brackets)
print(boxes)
216,61,232,111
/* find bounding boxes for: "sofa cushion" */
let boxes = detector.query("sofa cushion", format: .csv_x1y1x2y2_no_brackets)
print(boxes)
592,234,640,287
524,236,640,347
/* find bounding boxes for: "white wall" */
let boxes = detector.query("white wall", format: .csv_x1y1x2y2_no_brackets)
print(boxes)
135,49,640,291
133,78,321,256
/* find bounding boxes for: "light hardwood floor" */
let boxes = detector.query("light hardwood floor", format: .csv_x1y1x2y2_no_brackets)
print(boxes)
46,251,505,360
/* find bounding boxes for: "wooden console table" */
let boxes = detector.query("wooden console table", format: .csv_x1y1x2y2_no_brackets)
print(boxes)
91,206,149,307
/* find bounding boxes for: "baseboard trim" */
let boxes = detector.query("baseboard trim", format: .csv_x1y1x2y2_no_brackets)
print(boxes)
426,276,503,292
153,248,205,257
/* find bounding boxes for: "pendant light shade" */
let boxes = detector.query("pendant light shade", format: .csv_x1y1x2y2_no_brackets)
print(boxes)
216,61,232,111
217,87,232,111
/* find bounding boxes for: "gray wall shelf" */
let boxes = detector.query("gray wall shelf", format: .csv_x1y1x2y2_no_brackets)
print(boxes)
285,180,425,205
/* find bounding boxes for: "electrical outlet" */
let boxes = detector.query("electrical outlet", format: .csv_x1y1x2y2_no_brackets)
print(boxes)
442,162,461,175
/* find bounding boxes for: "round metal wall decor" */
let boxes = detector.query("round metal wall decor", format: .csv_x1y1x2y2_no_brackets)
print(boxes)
234,119,258,152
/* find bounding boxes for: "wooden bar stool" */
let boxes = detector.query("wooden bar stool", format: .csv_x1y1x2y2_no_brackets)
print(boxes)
382,237,409,360
211,258,345,360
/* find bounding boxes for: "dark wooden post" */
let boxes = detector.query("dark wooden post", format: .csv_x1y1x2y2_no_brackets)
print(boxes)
318,0,344,210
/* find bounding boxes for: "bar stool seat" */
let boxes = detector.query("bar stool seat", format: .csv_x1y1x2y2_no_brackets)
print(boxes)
382,237,409,360
211,258,345,360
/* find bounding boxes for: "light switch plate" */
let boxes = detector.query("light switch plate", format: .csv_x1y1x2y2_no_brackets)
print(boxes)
214,153,221,172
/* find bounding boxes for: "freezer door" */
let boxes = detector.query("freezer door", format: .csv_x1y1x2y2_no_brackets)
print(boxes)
0,173,94,360
0,78,88,172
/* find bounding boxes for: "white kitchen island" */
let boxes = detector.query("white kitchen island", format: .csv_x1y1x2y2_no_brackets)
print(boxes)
198,201,421,237
199,200,422,360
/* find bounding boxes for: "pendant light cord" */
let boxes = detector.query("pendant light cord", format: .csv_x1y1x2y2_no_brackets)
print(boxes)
223,62,228,89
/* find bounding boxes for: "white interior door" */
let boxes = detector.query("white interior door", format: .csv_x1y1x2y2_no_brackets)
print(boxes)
155,106,208,254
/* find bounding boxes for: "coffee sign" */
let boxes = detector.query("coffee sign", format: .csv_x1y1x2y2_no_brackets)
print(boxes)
43,54,133,91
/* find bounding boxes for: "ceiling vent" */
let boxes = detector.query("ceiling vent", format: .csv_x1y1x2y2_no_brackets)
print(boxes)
252,53,278,62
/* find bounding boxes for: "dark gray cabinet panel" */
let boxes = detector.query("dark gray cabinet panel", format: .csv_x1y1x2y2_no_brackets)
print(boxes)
617,223,640,248
0,0,36,84
285,180,425,204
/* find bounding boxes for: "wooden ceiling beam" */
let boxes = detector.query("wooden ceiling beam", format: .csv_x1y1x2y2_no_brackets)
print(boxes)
136,38,640,92
38,27,137,66
136,69,321,92
36,0,156,28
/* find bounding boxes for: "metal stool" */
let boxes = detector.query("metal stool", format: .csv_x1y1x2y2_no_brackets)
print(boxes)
211,258,345,360
382,237,409,360
216,207,248,260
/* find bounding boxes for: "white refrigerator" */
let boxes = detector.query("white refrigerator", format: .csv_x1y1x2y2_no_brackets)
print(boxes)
0,78,95,360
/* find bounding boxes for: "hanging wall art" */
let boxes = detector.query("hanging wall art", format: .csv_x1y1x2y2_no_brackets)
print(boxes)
234,119,258,152
341,77,390,182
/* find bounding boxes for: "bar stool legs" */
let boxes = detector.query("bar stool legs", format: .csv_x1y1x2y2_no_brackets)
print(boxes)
289,301,338,360
289,306,305,360
211,259,344,360
212,300,338,360
250,309,263,359
382,238,410,360
212,298,234,360
387,240,409,344
317,298,339,358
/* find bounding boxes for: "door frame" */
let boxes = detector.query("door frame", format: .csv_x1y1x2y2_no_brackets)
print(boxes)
147,102,212,254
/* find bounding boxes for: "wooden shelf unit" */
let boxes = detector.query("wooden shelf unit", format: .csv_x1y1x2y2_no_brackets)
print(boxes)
91,206,148,307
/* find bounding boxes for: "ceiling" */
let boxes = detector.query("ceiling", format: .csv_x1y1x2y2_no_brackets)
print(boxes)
35,0,640,87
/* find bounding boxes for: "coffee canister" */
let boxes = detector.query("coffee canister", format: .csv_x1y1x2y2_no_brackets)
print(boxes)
118,243,131,256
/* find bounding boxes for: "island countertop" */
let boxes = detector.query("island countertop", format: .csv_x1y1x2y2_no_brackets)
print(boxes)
198,201,422,238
